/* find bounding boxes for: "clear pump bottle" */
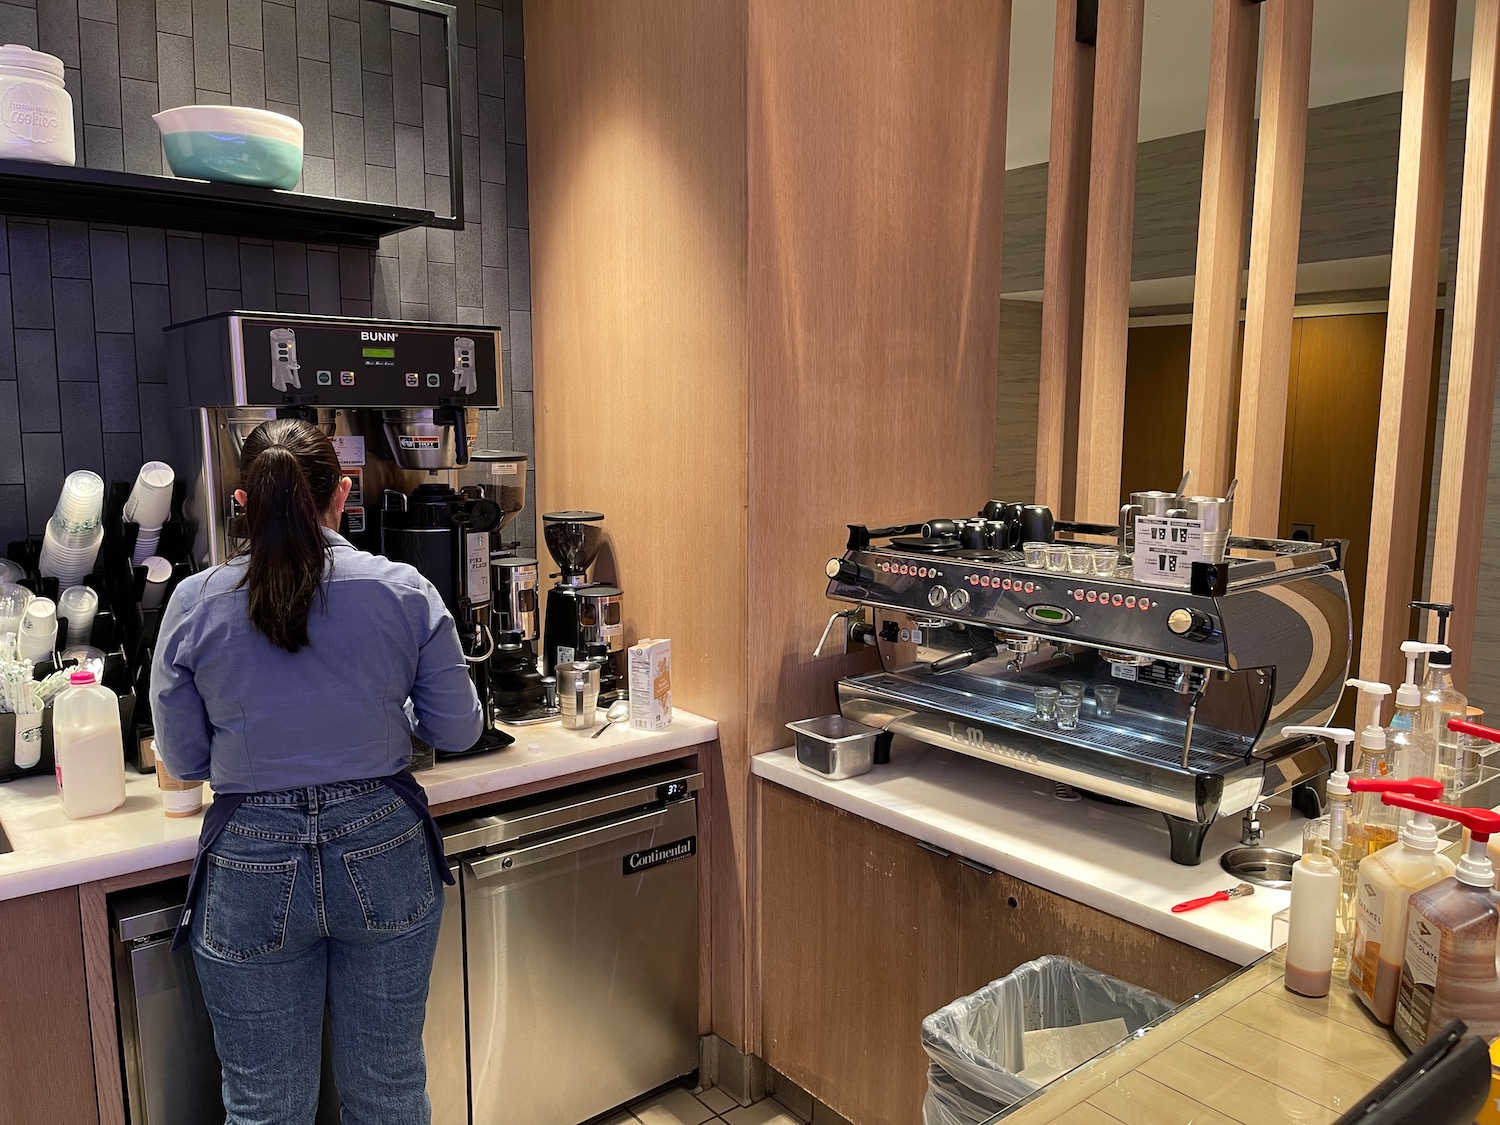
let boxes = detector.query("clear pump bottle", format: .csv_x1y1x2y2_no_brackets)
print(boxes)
1284,725,1357,973
1345,679,1396,854
1420,646,1469,798
1392,642,1441,785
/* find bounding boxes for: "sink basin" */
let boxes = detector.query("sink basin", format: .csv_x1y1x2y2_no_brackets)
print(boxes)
1220,846,1295,889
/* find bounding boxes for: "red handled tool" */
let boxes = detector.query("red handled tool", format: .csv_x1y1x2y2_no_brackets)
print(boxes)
1172,883,1255,912
1347,777,1443,798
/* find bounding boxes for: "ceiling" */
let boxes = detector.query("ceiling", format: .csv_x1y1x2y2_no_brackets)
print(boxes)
1005,0,1477,170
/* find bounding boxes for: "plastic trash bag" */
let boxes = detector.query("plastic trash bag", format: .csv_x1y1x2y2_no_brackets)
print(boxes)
920,955,1176,1125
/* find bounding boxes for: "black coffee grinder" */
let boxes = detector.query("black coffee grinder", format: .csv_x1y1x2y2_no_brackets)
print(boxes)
540,511,625,703
383,482,513,753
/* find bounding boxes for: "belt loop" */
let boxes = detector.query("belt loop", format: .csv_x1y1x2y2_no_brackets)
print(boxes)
306,785,318,813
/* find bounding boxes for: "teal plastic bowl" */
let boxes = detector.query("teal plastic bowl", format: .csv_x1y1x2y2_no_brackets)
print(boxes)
161,130,303,190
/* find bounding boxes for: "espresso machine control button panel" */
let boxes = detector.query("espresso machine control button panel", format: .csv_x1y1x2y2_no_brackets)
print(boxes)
233,316,501,407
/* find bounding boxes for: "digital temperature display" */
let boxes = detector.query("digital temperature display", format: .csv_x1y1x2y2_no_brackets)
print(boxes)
361,346,396,358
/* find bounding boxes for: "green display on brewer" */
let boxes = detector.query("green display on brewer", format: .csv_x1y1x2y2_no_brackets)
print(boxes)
361,346,396,358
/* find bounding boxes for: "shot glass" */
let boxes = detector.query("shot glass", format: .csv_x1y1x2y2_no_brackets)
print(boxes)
1045,544,1068,572
1094,684,1121,718
1022,542,1048,569
1033,686,1060,722
1059,680,1086,702
1067,546,1092,575
1093,549,1119,577
1057,695,1081,731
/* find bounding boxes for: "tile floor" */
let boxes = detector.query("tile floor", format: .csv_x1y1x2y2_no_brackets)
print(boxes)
604,1084,807,1125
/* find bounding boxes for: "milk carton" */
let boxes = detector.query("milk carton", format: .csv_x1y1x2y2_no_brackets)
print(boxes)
628,638,672,730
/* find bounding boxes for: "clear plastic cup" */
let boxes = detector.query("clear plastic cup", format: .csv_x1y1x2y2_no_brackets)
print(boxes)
0,583,32,636
1057,695,1081,731
1045,544,1068,572
1067,546,1092,574
1022,542,1048,569
52,470,105,534
1093,549,1119,577
39,521,102,586
1033,686,1060,721
0,559,23,584
1060,680,1086,701
1094,684,1121,717
123,461,175,529
58,585,98,647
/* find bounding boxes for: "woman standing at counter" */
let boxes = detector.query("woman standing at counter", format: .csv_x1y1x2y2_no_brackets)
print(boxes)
150,419,483,1125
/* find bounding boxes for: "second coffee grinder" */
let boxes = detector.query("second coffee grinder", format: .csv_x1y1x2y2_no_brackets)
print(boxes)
541,511,625,704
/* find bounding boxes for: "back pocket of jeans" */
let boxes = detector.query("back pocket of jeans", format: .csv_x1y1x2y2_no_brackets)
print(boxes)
343,820,436,932
202,855,298,962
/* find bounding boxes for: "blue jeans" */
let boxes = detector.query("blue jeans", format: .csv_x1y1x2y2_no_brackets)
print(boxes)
191,779,443,1125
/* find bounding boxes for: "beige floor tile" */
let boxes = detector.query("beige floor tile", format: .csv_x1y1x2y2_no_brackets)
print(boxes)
723,1102,804,1125
697,1087,740,1115
633,1086,717,1125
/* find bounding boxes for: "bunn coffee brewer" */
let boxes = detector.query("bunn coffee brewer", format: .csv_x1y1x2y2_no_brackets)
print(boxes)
165,311,512,753
541,511,625,704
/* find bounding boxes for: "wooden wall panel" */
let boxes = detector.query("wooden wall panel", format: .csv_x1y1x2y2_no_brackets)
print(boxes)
995,299,1045,501
524,0,752,1042
0,889,98,1124
1183,0,1260,498
744,5,1008,780
1360,0,1457,715
1430,1,1500,685
1233,0,1314,537
1075,0,1146,524
1036,0,1096,515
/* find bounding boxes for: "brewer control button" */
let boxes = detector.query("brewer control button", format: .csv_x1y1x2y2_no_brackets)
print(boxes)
1074,590,1085,602
1024,582,1035,593
1139,598,1151,611
1125,596,1136,607
948,589,970,611
1111,594,1124,607
928,585,949,607
1086,591,1097,603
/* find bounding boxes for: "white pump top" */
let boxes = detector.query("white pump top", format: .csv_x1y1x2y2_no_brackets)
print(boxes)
1283,725,1357,850
1457,835,1495,889
1399,640,1447,707
1345,678,1392,750
1399,806,1442,852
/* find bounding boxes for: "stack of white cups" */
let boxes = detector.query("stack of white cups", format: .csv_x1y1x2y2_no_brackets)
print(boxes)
38,471,105,587
16,597,58,663
124,461,175,565
58,585,99,647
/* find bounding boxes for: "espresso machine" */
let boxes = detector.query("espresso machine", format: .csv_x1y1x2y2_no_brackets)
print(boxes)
541,511,625,702
819,509,1353,864
165,311,510,752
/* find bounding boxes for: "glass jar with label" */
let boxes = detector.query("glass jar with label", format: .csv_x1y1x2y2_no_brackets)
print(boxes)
0,45,75,166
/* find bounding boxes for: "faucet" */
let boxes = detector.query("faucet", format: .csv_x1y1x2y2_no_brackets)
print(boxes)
1241,798,1268,846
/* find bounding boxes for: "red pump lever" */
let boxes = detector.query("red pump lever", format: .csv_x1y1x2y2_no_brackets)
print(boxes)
1449,718,1500,744
1381,794,1500,842
1348,777,1443,799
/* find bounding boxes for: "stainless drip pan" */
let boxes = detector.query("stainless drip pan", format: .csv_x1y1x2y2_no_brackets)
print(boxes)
838,670,1267,824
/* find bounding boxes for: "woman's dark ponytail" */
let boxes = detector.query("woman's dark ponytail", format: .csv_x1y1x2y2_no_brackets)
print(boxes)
237,419,341,653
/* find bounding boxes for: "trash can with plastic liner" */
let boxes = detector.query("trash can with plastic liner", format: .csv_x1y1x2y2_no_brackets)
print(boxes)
920,955,1176,1125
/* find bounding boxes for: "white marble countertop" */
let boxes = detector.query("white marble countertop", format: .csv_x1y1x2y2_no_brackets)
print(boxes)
752,740,1303,965
0,710,717,902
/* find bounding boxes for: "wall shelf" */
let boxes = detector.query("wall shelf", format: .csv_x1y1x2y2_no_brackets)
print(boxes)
0,159,442,246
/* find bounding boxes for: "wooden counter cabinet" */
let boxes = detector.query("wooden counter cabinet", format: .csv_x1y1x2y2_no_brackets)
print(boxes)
757,781,1237,1125
0,887,99,1124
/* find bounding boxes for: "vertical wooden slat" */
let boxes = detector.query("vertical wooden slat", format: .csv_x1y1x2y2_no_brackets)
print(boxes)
1074,0,1145,524
1359,0,1456,715
1232,0,1314,537
1429,1,1500,687
1035,0,1096,514
1182,0,1260,498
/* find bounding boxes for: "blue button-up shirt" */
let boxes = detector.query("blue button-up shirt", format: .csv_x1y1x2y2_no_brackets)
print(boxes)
151,530,483,794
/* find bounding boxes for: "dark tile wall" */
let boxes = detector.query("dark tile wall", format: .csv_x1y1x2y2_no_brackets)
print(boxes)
0,0,535,551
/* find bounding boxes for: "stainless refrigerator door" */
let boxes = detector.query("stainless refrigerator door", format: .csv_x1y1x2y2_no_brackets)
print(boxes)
120,935,225,1125
462,797,699,1125
428,865,468,1125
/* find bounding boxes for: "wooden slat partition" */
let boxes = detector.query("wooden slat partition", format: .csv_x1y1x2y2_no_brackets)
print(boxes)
1182,0,1260,498
1360,0,1457,713
1075,0,1146,523
1429,0,1500,686
1233,0,1315,537
1035,0,1096,514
